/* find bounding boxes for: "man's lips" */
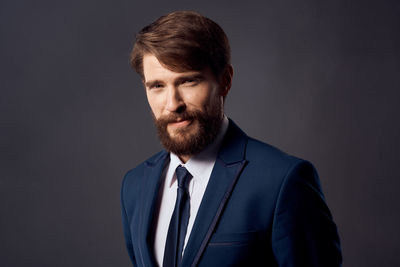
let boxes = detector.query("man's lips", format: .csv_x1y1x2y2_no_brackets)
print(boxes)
168,119,192,128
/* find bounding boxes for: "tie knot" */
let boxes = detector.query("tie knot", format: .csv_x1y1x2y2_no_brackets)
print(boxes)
175,165,192,189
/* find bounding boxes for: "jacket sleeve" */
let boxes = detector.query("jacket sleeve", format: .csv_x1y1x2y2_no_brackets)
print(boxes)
121,173,137,266
271,160,342,267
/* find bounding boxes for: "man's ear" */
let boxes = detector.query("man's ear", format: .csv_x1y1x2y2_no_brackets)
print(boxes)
220,65,233,97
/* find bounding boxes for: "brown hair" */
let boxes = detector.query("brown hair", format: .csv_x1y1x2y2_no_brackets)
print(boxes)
130,11,231,80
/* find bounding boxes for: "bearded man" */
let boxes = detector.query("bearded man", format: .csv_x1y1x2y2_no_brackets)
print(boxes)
121,11,342,267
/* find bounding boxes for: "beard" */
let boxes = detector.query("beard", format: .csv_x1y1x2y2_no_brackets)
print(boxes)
153,107,223,156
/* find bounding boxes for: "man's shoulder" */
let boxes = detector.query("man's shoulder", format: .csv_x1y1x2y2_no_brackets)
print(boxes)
225,119,308,170
246,136,299,162
244,135,311,174
239,135,320,195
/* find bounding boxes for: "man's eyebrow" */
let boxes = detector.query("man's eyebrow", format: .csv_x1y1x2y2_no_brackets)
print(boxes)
144,80,163,88
144,73,205,88
174,73,205,83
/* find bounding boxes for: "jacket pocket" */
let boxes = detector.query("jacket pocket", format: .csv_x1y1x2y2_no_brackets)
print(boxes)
208,231,263,246
199,231,270,267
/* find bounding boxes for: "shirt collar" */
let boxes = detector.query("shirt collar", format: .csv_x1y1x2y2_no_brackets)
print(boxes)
167,115,229,188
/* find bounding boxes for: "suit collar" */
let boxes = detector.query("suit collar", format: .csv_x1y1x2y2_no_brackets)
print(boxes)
145,150,169,167
218,118,248,165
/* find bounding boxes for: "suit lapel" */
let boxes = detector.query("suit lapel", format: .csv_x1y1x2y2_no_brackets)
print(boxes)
181,120,248,267
138,151,169,267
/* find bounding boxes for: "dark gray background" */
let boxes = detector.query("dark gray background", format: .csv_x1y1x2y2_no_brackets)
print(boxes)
1,0,399,266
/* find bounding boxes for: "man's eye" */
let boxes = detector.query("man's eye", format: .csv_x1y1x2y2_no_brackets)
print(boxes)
183,79,198,85
150,84,163,89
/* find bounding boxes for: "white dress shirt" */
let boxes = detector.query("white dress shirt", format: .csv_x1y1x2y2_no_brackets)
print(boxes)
153,116,229,266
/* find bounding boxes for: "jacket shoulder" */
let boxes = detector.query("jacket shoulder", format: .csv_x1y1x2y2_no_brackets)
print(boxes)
243,136,319,189
245,137,304,167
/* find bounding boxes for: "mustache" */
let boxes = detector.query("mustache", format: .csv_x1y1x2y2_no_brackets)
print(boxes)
156,110,199,124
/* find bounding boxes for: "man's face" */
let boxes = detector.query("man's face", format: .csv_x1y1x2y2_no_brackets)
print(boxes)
142,54,228,157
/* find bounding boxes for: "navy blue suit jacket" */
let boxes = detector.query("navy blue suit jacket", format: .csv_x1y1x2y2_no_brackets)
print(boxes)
121,120,342,266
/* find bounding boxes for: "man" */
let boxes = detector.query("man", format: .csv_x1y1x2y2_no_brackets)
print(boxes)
121,11,342,267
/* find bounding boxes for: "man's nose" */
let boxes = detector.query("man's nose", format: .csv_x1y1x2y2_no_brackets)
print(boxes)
165,87,185,113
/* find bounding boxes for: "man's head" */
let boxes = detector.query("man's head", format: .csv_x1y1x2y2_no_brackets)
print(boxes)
130,11,233,160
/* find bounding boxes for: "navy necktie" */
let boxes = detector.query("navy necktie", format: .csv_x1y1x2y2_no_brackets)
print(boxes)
163,165,192,267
